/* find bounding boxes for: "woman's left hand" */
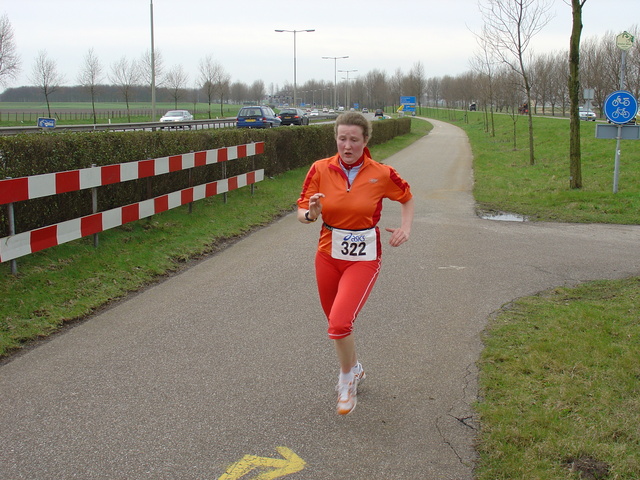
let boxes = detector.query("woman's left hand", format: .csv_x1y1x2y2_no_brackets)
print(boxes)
385,227,410,247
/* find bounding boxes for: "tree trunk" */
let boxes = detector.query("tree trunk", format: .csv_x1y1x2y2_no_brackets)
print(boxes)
522,71,535,165
569,0,585,189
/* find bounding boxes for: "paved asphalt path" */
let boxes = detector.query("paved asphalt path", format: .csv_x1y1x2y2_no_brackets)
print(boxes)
2,119,640,479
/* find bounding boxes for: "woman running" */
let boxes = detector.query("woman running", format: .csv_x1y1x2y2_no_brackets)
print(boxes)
297,112,414,415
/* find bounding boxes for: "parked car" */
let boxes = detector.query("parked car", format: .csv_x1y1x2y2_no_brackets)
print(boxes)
236,106,281,128
579,107,597,121
160,110,194,128
278,108,309,126
374,108,384,117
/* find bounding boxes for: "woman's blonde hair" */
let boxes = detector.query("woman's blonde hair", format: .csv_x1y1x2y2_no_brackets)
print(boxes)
334,112,372,140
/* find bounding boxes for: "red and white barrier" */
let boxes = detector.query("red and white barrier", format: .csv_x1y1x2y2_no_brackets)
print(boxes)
0,170,264,262
0,142,264,205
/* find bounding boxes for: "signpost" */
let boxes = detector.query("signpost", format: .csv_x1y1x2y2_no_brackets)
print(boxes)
398,96,416,115
594,32,637,193
37,117,56,129
603,90,638,124
616,31,634,51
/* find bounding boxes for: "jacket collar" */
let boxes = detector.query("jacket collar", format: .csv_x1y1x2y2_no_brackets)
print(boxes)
329,147,372,171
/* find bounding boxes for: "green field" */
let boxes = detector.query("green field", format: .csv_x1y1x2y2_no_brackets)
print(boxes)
0,101,237,111
0,101,242,125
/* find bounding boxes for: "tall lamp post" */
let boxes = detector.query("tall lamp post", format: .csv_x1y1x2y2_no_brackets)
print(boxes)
338,69,357,110
275,29,315,107
322,55,348,109
150,0,156,121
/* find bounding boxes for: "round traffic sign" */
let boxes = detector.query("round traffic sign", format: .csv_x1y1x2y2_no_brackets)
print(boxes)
603,90,638,125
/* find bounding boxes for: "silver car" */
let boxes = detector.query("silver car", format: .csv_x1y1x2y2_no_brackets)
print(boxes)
160,110,194,123
578,107,596,121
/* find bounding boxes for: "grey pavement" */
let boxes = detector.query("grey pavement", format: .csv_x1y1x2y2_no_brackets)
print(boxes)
2,119,640,479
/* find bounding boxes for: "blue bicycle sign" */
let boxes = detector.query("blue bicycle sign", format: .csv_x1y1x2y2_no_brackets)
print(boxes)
612,95,631,107
604,90,638,124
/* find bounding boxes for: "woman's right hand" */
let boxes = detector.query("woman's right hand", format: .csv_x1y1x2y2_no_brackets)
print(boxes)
308,193,325,219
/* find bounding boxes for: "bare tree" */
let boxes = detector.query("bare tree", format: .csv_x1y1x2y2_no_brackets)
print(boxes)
109,56,140,122
626,25,640,99
165,64,189,109
568,0,588,189
248,79,265,104
139,48,164,87
580,35,609,112
494,67,525,149
549,51,569,116
0,13,20,86
426,77,442,110
362,69,387,109
230,81,249,104
199,54,230,118
471,24,500,135
389,68,405,112
29,50,66,118
408,62,427,111
479,0,553,165
530,52,556,115
77,48,103,123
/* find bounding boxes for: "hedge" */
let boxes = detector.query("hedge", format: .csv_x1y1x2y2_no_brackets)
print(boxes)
0,118,410,237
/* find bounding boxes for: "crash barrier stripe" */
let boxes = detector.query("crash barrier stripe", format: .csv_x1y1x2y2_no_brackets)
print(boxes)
0,170,264,263
0,142,265,205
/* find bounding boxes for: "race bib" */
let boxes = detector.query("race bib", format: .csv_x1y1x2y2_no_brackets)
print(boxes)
331,227,377,261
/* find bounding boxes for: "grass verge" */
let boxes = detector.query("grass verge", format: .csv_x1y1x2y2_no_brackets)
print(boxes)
461,110,640,224
445,110,640,479
476,278,640,479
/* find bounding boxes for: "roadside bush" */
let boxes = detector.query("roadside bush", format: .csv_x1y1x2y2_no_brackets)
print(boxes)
0,118,410,236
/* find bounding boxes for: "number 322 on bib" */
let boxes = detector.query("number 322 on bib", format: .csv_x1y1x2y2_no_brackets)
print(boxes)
331,228,377,261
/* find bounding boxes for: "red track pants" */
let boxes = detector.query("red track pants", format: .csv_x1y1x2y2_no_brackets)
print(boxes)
315,251,382,339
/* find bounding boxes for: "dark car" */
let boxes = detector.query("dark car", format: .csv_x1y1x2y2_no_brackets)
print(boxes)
374,108,384,117
236,106,281,128
278,108,309,126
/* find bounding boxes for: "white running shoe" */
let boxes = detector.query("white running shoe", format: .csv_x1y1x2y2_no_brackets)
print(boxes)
336,380,357,415
353,362,366,386
336,363,366,415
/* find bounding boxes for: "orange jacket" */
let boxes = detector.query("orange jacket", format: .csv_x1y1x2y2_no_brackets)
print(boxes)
297,151,413,256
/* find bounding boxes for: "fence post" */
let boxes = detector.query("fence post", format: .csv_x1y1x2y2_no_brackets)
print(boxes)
222,162,228,204
91,164,99,247
188,167,193,214
251,147,256,196
5,177,18,275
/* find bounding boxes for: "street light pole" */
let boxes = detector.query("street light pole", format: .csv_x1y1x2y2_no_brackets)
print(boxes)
338,69,357,110
322,56,348,109
150,0,156,121
275,29,315,107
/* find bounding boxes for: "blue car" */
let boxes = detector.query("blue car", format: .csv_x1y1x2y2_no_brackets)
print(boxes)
236,106,282,128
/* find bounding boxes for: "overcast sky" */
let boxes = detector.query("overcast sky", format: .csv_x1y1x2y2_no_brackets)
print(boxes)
2,0,638,93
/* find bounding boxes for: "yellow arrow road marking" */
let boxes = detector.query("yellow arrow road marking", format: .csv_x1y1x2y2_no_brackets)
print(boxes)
218,446,306,480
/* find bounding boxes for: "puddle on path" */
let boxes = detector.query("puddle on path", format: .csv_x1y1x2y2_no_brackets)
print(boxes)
480,212,528,222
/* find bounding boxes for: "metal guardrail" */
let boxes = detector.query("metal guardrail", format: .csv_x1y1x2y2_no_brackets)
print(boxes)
0,118,238,136
0,113,340,136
